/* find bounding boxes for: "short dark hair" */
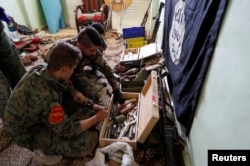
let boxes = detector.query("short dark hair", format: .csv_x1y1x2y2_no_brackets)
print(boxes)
91,22,105,35
47,41,82,71
77,26,102,48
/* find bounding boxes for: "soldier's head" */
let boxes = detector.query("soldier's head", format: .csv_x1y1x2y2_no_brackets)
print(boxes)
91,22,107,51
91,22,105,35
47,41,82,80
76,26,102,57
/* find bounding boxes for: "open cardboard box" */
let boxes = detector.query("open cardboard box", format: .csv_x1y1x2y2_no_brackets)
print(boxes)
120,42,161,67
99,70,159,150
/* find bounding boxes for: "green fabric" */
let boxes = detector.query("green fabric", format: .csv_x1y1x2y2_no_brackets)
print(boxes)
0,71,11,117
0,22,26,89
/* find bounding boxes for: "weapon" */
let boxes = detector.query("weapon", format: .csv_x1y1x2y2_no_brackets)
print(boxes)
158,67,179,166
149,2,165,43
140,0,153,27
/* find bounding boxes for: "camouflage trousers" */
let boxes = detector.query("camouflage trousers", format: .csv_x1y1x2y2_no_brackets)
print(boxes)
0,71,11,118
32,106,99,157
73,70,107,104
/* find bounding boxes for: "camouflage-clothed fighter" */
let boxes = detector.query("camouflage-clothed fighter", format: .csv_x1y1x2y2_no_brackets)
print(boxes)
69,26,125,104
45,26,125,104
3,41,108,156
0,6,26,117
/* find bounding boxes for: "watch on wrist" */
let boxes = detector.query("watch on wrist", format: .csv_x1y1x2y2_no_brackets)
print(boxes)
87,99,94,109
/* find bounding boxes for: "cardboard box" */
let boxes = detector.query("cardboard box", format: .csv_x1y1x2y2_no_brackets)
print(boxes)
120,48,140,67
124,37,148,48
99,71,159,150
126,40,148,48
120,42,161,67
125,37,145,43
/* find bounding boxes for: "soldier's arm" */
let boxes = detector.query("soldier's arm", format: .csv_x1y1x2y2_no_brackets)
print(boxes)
94,54,119,91
73,92,89,104
94,54,125,104
43,100,108,137
79,109,108,131
73,91,108,112
70,59,90,93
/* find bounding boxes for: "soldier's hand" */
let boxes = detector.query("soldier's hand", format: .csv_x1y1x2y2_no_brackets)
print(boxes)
95,108,108,121
92,104,107,112
113,89,125,104
73,92,89,104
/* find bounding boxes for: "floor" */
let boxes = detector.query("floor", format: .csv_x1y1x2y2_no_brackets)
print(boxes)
21,28,78,71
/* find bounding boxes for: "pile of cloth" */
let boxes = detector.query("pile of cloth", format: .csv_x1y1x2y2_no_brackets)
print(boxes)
14,28,77,70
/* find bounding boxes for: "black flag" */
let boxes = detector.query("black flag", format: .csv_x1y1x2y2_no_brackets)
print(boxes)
163,0,228,135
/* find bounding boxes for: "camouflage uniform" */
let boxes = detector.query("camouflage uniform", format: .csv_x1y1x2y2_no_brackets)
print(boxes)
45,38,119,103
0,19,26,117
66,39,119,103
3,64,98,156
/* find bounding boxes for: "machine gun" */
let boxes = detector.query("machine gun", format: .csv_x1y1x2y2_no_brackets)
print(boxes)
158,67,179,166
150,2,165,43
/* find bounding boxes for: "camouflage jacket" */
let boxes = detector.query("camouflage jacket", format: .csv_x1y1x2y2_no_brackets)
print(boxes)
3,63,83,148
65,38,119,91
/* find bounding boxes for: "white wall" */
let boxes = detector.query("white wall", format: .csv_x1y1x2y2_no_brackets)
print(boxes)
62,0,165,44
22,0,46,31
186,0,250,165
1,0,160,35
1,0,46,31
113,0,149,27
155,0,165,47
61,0,82,28
1,0,26,25
60,0,154,31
